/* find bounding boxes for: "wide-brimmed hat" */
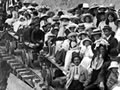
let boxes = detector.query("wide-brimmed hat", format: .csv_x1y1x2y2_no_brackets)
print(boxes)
85,26,96,31
78,31,88,36
31,1,38,7
66,23,78,29
91,28,102,35
89,3,99,11
108,4,116,11
98,5,107,10
81,13,93,22
103,25,112,31
60,15,70,21
108,61,119,69
78,23,85,29
106,11,118,19
40,14,49,20
67,32,77,38
53,26,59,31
83,38,92,45
82,3,89,9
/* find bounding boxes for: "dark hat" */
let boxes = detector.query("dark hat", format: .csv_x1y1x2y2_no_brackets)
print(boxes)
30,17,40,26
78,23,85,28
109,48,119,58
72,52,80,59
103,25,112,31
47,11,55,17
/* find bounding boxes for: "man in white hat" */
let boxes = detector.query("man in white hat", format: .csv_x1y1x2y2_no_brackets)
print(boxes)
82,3,89,14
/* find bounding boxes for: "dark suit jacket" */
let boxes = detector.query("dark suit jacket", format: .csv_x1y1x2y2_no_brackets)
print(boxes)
108,36,118,54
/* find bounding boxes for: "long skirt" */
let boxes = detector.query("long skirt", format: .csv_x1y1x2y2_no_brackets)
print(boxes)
68,80,84,90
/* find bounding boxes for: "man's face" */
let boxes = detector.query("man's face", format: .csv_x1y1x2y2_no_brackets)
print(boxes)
73,57,81,66
104,29,111,37
69,36,76,41
93,34,101,40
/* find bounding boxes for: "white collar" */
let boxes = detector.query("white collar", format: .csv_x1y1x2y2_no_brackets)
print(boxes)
106,35,111,40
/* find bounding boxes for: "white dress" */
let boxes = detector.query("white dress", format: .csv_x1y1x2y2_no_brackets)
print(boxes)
109,22,117,32
80,45,93,70
115,28,120,42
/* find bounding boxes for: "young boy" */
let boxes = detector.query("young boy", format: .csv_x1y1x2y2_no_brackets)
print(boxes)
65,52,88,90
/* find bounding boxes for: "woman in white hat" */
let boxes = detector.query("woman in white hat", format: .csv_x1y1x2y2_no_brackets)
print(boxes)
63,32,80,71
106,61,120,90
98,12,107,30
80,38,93,70
81,13,94,30
105,11,118,33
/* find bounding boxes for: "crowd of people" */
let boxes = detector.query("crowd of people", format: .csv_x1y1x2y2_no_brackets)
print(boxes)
4,1,120,90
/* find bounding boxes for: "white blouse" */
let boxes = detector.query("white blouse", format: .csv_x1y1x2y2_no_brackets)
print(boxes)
115,28,120,42
109,22,117,32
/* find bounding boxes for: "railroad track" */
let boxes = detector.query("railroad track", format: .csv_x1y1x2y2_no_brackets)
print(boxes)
0,46,46,90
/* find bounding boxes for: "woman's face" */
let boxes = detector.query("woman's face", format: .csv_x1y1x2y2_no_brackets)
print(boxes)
86,29,93,35
81,34,87,40
104,29,111,37
111,68,118,73
69,27,76,32
84,41,91,47
73,57,81,66
70,36,76,41
99,46,105,55
77,27,84,33
93,34,101,40
100,15,105,21
85,16,90,23
108,15,114,22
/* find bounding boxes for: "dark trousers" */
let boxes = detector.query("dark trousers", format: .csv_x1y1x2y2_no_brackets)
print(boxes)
55,49,66,65
68,80,84,90
84,83,100,90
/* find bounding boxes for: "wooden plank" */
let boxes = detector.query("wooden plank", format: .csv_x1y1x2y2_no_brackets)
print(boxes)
44,55,67,74
6,73,34,90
